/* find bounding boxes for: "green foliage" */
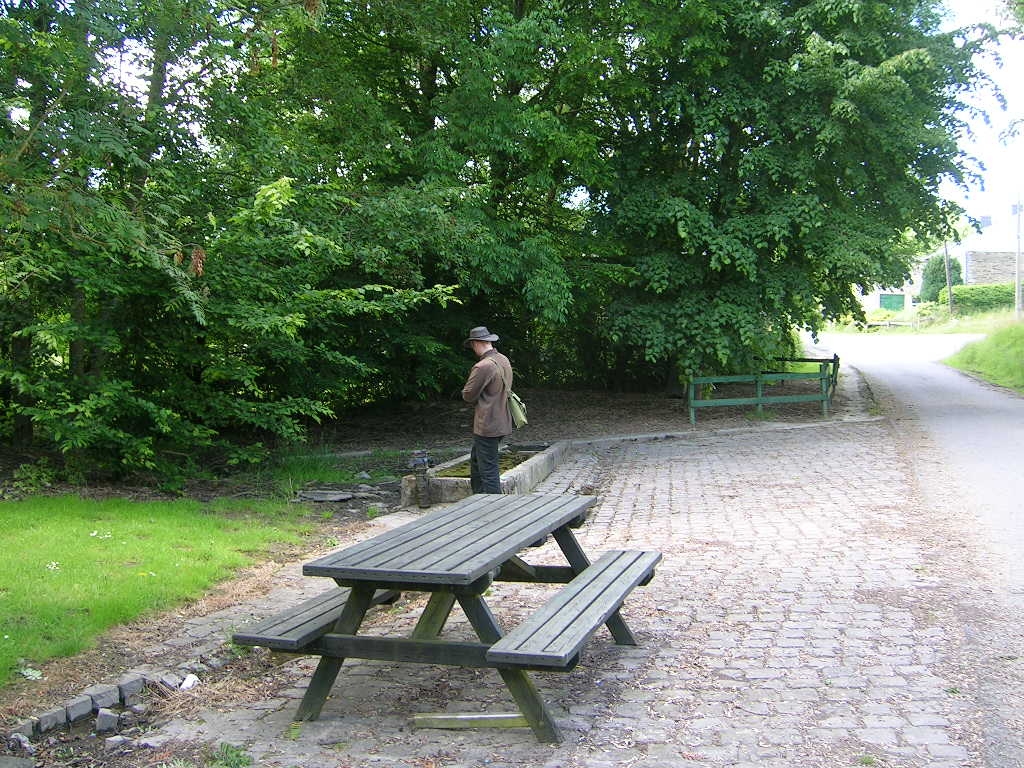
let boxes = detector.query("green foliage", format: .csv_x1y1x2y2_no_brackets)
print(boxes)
208,743,253,768
919,254,963,302
5,458,56,496
946,322,1024,392
1,0,998,477
938,283,1016,314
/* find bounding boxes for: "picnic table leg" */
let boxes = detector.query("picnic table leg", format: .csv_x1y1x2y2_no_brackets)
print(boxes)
294,583,375,721
552,527,638,646
456,593,563,743
410,591,456,639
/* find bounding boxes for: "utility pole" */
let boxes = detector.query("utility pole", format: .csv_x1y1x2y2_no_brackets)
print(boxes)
1016,199,1022,321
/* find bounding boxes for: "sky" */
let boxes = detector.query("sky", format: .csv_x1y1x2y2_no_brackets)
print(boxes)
940,0,1023,226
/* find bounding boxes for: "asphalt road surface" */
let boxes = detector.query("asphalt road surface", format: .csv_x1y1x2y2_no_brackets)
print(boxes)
817,331,1024,593
816,330,1024,767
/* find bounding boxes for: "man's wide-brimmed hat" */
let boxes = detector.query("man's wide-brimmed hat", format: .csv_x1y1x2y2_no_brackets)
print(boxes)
463,326,499,347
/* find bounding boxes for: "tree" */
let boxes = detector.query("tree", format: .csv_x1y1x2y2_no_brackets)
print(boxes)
1010,0,1024,25
919,253,963,303
567,0,990,380
1,0,998,477
1,0,459,476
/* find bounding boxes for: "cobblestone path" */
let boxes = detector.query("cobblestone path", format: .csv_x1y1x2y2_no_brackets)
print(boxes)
146,415,1024,768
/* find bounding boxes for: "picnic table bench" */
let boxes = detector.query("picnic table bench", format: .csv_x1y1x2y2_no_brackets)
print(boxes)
231,493,661,743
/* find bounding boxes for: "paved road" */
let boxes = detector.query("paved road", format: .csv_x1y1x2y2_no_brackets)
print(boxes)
817,331,1024,767
816,332,1024,592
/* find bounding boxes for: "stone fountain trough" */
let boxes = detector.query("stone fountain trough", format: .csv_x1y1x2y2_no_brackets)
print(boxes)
399,441,569,507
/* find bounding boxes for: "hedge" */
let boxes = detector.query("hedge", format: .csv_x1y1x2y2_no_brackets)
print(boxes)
938,282,1016,314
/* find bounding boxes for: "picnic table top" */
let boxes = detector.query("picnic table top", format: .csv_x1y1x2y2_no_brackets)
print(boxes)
303,493,598,587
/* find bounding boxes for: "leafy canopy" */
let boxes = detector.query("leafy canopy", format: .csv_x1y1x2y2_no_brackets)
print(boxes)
0,0,998,476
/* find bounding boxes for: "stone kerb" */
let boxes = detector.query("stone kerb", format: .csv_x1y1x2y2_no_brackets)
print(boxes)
6,674,149,744
399,441,569,507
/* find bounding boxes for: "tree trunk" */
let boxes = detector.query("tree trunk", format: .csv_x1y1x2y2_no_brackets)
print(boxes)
128,25,172,204
10,333,34,447
70,282,88,378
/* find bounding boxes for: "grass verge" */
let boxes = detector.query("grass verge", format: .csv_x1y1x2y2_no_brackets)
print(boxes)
0,495,312,689
945,321,1024,393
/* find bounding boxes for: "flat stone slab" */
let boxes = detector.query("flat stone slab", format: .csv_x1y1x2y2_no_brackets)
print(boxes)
295,490,354,502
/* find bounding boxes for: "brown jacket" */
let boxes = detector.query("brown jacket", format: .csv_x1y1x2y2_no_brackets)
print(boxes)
461,350,514,437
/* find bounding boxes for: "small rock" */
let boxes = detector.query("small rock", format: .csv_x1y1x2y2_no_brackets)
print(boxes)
117,673,146,700
36,707,66,733
136,733,173,749
7,719,36,739
296,490,354,502
0,753,37,766
104,735,132,749
6,733,35,756
158,672,183,689
179,673,200,690
179,659,209,674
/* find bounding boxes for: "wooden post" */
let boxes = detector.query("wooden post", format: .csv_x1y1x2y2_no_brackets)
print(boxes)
411,592,456,640
943,240,956,316
294,584,375,721
456,593,563,743
820,363,829,417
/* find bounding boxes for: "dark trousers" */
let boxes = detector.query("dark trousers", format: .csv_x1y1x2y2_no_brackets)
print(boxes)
470,434,503,494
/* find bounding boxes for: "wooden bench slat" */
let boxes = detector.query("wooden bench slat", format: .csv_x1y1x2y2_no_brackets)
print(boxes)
232,587,395,651
486,550,660,669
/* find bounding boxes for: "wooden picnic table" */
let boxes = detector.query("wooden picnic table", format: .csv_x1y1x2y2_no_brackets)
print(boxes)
233,493,660,743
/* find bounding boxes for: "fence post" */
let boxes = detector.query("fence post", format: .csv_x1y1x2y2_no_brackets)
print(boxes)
820,363,829,417
755,375,764,417
689,380,697,425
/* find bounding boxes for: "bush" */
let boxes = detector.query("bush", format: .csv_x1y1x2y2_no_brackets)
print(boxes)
938,283,1016,314
913,301,948,326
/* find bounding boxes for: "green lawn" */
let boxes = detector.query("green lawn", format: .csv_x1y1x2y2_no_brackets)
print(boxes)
0,495,312,688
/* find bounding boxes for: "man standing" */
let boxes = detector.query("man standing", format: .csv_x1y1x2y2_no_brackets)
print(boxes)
461,326,514,494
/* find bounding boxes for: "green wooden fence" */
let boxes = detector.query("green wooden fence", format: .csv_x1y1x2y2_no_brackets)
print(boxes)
688,355,840,424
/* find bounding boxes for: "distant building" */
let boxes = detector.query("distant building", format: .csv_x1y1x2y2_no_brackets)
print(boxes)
957,216,1019,285
857,262,923,313
856,212,1021,314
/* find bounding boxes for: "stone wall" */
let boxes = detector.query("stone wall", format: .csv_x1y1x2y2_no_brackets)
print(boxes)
965,250,1017,284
